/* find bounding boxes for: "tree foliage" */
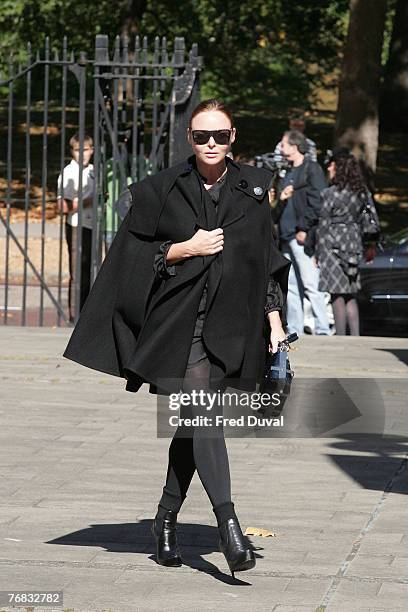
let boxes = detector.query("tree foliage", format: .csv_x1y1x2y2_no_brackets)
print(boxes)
138,0,350,109
0,0,350,110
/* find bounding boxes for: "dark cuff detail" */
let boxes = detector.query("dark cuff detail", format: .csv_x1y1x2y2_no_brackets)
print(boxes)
264,278,284,315
153,240,177,279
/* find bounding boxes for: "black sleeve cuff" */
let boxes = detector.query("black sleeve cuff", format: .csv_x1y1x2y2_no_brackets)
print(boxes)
153,240,177,279
264,278,284,315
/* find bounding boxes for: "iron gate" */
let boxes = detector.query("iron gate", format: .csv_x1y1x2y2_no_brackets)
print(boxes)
0,35,201,326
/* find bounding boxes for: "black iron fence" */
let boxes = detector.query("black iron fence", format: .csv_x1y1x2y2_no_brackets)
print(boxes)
0,35,201,326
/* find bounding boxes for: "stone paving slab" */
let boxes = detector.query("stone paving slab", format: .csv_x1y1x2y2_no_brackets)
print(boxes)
0,327,407,611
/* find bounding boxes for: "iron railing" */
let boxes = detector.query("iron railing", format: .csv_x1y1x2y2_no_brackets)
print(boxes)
0,35,201,326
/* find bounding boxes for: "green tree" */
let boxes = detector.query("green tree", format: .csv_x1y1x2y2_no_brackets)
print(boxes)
137,0,350,109
0,0,350,110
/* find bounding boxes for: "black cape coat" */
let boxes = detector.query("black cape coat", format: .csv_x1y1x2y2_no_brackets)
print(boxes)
63,156,290,394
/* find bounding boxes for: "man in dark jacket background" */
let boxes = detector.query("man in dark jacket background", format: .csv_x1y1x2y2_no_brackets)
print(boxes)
275,130,330,335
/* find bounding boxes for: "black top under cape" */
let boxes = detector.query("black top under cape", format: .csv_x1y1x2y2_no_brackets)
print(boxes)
153,167,284,366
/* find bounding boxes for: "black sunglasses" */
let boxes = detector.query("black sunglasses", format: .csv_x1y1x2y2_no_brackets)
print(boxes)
191,129,232,145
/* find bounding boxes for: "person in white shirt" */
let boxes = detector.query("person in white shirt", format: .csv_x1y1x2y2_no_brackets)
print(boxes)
57,133,94,322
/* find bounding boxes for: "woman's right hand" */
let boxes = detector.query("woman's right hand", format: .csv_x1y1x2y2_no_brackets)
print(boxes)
186,228,224,257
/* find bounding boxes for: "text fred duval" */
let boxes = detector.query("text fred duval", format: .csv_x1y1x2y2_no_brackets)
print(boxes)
168,414,284,428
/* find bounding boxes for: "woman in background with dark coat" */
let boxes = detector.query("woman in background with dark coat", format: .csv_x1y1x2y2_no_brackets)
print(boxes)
315,149,376,335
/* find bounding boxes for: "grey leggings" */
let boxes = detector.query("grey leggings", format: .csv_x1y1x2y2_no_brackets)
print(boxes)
158,356,232,511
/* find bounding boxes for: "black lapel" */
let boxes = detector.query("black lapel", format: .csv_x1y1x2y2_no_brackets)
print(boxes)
172,156,222,230
174,169,205,223
128,159,192,237
215,160,245,229
234,165,269,202
216,158,269,229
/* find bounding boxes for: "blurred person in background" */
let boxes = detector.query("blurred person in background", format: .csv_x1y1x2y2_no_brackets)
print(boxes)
275,130,330,335
273,114,317,164
57,133,94,323
315,149,376,335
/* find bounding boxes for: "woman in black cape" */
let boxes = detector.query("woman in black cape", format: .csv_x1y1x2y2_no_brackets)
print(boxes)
64,99,290,577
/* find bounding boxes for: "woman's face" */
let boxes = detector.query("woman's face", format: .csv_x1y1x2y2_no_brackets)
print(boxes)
328,161,336,181
188,110,236,167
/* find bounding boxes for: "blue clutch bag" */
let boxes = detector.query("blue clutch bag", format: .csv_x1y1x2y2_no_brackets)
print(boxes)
259,333,298,415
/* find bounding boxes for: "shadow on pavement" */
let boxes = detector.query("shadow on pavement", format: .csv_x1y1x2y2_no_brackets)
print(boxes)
376,348,408,367
325,434,408,494
46,520,263,585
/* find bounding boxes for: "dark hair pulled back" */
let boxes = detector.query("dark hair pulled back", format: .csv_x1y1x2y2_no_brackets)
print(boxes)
189,99,234,128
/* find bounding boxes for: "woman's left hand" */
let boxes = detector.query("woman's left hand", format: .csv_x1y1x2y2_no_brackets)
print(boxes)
269,326,287,354
268,312,286,353
267,312,286,353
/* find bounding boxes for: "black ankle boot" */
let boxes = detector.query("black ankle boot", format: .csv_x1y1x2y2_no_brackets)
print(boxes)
151,509,182,567
218,517,256,577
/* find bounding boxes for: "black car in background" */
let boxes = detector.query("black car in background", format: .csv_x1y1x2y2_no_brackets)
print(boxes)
358,228,408,336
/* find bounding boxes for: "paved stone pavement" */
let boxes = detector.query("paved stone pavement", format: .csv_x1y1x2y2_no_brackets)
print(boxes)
0,328,407,612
